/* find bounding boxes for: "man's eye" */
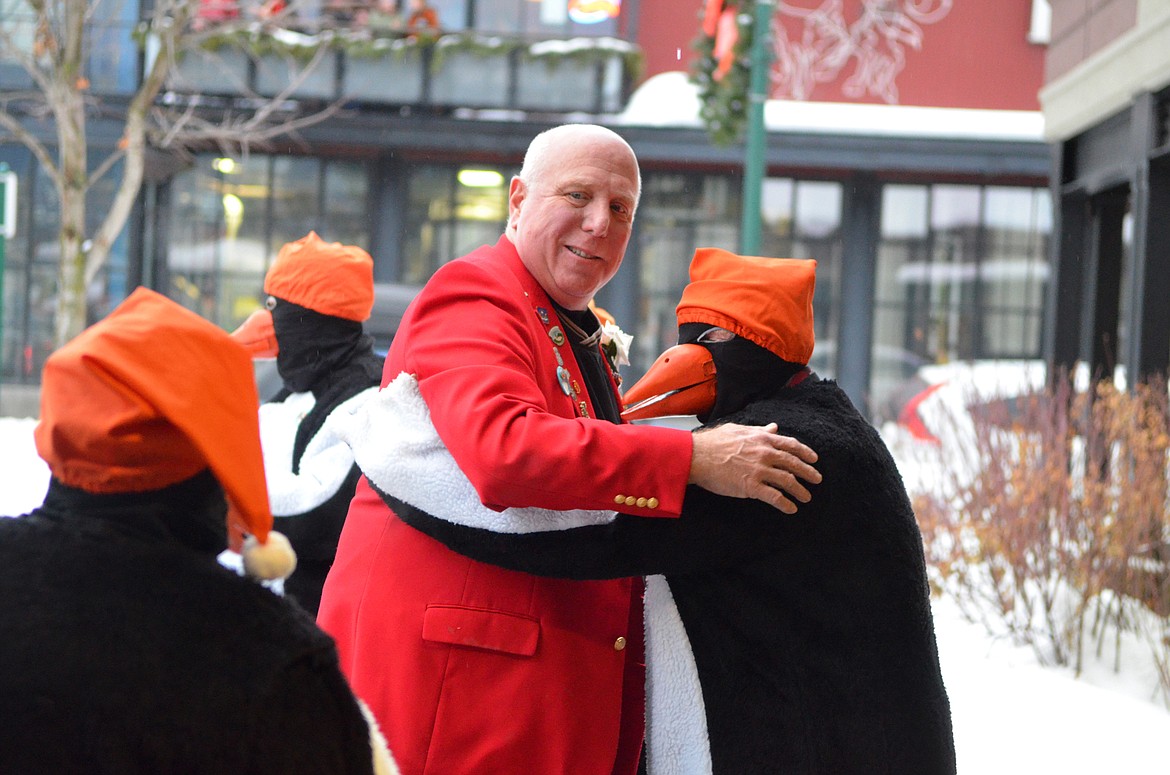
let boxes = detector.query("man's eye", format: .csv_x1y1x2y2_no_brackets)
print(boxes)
696,326,736,343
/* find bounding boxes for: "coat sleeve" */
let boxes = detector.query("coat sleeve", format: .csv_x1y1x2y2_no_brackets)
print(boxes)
399,253,694,516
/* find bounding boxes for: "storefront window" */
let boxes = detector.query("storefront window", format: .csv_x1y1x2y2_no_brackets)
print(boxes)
402,167,453,285
270,156,321,259
267,0,622,36
759,178,842,379
400,164,509,285
0,150,33,383
873,182,1052,404
324,161,373,249
873,187,920,351
0,155,132,385
453,166,509,256
634,173,738,377
794,180,841,347
1118,204,1134,369
928,184,982,361
169,154,371,331
980,186,1051,358
760,178,794,246
169,157,231,325
87,0,139,94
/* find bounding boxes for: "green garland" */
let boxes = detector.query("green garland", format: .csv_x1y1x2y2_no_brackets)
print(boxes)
136,22,336,62
150,24,641,80
522,39,644,86
688,1,755,147
430,33,526,70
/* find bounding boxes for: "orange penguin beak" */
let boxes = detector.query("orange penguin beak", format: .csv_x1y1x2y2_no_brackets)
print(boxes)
230,309,279,359
620,343,717,421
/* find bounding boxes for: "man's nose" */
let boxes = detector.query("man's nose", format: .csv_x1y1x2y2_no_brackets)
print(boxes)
581,202,610,237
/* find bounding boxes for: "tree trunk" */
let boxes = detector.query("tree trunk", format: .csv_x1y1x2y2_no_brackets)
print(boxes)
52,88,90,345
51,0,92,346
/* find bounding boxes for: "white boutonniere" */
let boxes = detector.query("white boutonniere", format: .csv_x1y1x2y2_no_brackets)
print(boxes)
599,321,633,369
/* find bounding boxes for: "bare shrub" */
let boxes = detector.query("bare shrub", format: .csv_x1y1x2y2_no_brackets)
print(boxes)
916,370,1170,704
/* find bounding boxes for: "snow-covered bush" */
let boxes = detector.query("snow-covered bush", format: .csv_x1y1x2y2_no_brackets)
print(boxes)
916,372,1170,706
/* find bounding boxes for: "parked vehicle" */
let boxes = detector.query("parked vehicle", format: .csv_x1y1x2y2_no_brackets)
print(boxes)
879,360,1049,494
890,359,1049,446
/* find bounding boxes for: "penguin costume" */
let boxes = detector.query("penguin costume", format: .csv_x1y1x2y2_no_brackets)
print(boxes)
339,248,956,774
232,232,384,616
0,287,397,774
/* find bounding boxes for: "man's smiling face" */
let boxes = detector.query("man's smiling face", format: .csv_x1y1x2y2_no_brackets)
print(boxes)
507,128,639,310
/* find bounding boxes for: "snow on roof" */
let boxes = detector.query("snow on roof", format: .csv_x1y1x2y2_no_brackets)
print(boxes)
527,36,638,56
615,72,1046,143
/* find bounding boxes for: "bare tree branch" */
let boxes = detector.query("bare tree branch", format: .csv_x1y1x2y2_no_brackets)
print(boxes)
0,105,62,188
0,4,61,96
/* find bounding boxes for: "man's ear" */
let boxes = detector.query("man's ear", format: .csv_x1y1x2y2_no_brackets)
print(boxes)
507,176,528,228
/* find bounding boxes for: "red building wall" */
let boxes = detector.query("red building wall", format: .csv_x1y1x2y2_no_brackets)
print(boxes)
635,0,1047,111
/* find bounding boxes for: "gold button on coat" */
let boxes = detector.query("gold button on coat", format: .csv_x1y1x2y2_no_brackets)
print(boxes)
624,496,636,506
613,636,627,651
647,497,659,509
635,497,647,508
614,495,626,505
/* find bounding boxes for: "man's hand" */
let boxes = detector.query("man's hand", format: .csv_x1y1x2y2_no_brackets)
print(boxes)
688,422,821,513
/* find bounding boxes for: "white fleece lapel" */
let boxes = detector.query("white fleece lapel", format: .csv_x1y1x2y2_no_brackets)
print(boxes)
645,574,713,775
336,372,618,533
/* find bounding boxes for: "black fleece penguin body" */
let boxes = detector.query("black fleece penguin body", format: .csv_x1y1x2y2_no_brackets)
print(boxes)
0,473,378,774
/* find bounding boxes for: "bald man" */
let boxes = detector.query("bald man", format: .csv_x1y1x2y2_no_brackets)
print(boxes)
318,125,822,775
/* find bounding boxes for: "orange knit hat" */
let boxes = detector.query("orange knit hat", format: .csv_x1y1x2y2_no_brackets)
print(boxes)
34,287,295,580
676,248,816,364
263,231,375,321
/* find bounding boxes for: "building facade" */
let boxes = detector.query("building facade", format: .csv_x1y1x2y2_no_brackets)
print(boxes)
1041,0,1170,383
1,0,1052,419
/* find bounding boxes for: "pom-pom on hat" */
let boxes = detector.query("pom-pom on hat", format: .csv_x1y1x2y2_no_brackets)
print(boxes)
263,231,375,322
34,287,295,580
676,248,817,365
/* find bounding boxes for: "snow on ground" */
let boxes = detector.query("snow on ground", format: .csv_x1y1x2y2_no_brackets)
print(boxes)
1,417,50,516
2,414,1169,771
930,594,1170,771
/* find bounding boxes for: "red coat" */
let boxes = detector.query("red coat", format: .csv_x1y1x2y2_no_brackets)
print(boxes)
318,237,694,775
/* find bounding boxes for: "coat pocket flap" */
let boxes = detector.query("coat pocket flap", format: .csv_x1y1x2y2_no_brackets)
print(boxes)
422,605,540,656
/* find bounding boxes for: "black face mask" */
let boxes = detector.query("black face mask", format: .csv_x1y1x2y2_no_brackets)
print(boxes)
46,468,230,556
678,322,805,422
270,298,368,394
158,469,231,556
